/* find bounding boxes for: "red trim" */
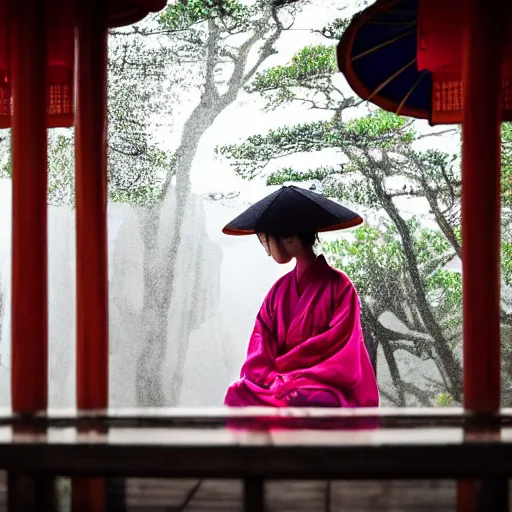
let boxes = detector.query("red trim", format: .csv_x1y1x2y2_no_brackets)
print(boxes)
107,0,167,28
222,216,364,236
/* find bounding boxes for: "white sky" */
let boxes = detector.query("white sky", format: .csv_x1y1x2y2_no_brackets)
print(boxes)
145,0,460,214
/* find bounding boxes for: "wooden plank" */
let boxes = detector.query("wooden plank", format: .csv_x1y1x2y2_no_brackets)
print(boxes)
0,473,471,512
0,426,509,479
119,479,457,512
0,407,511,422
0,408,506,432
0,476,463,512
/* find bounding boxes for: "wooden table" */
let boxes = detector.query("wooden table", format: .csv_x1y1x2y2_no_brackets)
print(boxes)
1,407,511,511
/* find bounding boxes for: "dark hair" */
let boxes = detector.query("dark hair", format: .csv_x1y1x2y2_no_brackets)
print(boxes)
265,232,319,248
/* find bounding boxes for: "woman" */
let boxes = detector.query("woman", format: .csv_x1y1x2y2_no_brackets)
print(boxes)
223,185,379,408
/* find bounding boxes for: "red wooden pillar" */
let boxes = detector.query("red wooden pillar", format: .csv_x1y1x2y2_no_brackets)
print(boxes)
10,0,48,414
8,2,55,509
72,0,109,510
461,0,505,415
459,0,508,510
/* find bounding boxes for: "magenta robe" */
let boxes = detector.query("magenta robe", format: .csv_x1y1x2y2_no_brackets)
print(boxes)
224,255,379,408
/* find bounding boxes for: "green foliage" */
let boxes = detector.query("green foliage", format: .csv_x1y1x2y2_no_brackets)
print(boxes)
159,0,254,32
324,224,405,304
436,392,453,407
217,121,337,179
503,123,512,163
344,110,415,148
324,220,461,335
47,133,75,206
249,45,336,92
246,38,357,111
502,241,512,287
218,111,414,180
500,124,512,285
315,18,350,40
266,166,339,186
0,129,169,207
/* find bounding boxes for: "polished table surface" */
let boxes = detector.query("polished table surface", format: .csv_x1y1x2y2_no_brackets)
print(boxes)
0,407,510,479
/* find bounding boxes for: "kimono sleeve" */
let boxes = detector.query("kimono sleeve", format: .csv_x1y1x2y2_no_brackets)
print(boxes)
239,285,279,387
276,275,367,390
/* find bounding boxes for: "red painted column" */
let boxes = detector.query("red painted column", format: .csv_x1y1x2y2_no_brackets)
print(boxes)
73,1,108,510
10,0,48,414
461,0,505,414
74,0,108,418
459,1,507,510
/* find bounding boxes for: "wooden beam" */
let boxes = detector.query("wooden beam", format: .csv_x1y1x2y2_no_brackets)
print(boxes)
0,425,508,480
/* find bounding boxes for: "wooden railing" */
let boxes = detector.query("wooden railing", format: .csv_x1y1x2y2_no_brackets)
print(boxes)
2,407,512,512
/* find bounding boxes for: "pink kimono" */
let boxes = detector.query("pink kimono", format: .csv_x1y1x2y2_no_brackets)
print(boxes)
224,255,379,408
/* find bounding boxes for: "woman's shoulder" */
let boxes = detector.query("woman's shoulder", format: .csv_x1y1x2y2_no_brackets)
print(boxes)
329,266,354,285
324,260,358,294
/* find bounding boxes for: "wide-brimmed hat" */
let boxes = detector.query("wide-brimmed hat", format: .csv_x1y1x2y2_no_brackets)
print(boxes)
222,186,363,236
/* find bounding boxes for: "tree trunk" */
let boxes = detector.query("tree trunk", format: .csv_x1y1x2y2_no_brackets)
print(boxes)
133,14,281,407
136,206,170,406
380,338,406,406
134,100,230,406
367,167,462,400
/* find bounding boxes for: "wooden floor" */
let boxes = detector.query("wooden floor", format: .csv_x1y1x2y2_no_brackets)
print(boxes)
120,479,458,511
0,474,463,511
2,408,512,511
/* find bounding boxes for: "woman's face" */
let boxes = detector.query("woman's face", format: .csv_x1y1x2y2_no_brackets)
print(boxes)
257,234,293,264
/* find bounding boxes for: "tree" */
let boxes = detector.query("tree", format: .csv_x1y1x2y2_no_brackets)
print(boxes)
216,21,512,406
220,111,464,405
1,0,306,406
126,0,313,406
0,29,175,409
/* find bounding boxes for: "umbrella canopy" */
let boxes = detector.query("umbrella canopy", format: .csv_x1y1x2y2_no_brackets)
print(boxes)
337,0,512,125
222,185,363,236
108,0,167,27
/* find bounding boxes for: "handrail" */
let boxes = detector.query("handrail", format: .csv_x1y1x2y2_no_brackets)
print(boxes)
4,409,509,511
0,407,510,429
